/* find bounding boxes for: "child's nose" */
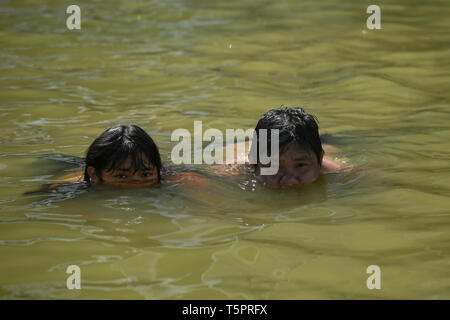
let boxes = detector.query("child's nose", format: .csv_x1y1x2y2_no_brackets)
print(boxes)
130,173,144,181
279,175,300,187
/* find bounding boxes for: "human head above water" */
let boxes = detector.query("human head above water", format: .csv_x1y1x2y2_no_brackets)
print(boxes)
250,106,324,188
83,125,162,187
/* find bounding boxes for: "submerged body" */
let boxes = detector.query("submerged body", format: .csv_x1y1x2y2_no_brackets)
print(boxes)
213,140,350,188
47,124,208,191
51,169,207,189
213,107,353,189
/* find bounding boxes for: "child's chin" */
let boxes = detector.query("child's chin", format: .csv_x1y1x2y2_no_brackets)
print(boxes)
261,181,282,189
264,181,309,189
105,181,158,189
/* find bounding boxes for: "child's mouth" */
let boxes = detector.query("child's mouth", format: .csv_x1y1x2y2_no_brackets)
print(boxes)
109,180,158,188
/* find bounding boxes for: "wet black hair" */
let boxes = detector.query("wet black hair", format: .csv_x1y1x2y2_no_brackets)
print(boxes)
83,125,162,184
251,106,324,166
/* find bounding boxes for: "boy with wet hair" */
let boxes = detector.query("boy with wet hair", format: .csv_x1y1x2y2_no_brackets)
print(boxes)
215,106,347,188
249,106,344,188
250,107,323,167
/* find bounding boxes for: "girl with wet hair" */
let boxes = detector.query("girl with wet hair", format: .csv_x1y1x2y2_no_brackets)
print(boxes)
83,125,162,187
49,124,207,189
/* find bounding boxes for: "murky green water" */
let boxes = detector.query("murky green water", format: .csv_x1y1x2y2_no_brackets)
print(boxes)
1,0,449,299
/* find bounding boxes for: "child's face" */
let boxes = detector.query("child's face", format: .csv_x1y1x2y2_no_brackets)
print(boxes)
88,156,158,188
256,141,322,189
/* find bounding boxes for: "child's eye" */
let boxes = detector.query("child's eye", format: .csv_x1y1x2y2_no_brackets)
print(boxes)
296,164,308,168
115,174,127,179
142,172,154,178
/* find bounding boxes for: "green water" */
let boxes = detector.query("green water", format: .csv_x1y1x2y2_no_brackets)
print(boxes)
1,0,450,299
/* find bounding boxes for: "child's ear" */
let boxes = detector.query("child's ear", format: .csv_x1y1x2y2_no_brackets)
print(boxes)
87,166,98,184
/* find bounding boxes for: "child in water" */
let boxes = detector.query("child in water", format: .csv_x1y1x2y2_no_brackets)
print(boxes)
214,106,351,188
51,124,206,189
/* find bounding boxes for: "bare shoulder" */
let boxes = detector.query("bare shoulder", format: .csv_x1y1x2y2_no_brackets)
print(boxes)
223,140,251,160
320,156,353,174
46,171,83,190
322,143,340,155
59,171,84,182
211,163,247,176
210,140,252,176
165,172,209,187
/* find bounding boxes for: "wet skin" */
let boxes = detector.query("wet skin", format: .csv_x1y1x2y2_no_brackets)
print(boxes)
56,156,208,189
